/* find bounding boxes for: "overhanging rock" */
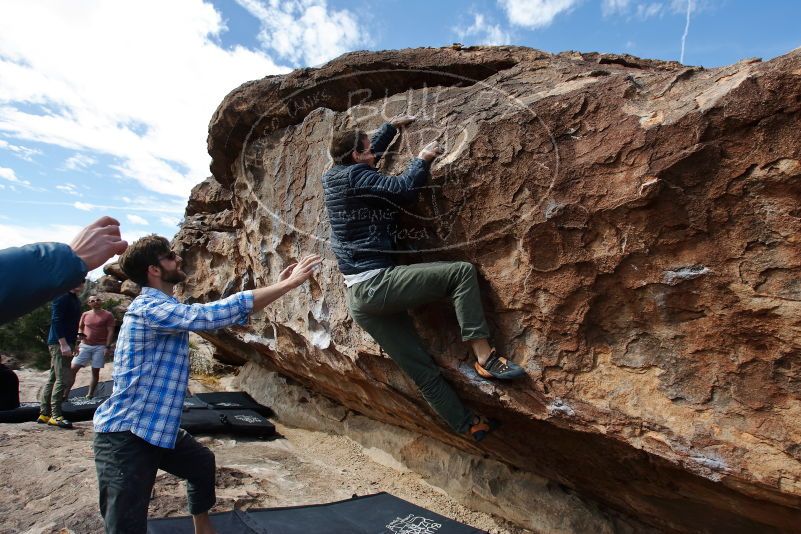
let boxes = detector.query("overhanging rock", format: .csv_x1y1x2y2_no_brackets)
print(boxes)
176,46,801,532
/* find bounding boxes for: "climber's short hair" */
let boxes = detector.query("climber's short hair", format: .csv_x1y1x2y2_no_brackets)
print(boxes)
330,129,368,165
118,234,172,287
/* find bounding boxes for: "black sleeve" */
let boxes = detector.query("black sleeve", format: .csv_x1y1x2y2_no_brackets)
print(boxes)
370,123,398,164
350,158,431,207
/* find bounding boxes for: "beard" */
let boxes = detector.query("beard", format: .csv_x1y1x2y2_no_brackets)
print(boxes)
161,266,187,284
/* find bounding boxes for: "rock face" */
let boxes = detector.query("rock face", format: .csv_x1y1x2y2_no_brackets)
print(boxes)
176,46,801,532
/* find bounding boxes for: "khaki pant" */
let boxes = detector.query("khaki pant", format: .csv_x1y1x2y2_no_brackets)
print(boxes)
347,261,490,434
40,344,74,418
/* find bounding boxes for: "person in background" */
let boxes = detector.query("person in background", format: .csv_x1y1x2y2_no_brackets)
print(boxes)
0,355,20,411
0,216,128,325
71,295,115,398
37,281,84,429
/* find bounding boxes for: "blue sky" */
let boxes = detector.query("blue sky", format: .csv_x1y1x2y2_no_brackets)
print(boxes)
0,0,798,275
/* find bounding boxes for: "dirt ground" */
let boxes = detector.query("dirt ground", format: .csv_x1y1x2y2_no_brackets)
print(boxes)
0,366,530,534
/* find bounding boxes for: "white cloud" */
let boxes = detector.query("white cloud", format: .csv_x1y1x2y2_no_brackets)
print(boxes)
0,138,40,161
602,0,631,14
55,182,82,196
0,222,82,249
118,195,186,215
637,2,665,18
235,0,369,66
126,214,149,225
0,1,289,200
0,166,39,191
498,0,579,28
64,153,97,170
454,13,513,45
0,166,26,184
602,0,700,19
159,215,181,227
2,197,185,214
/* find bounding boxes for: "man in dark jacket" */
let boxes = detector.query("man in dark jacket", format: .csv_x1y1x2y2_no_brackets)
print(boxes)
322,116,524,441
38,281,84,429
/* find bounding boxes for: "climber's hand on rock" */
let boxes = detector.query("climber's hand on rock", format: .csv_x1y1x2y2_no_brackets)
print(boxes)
281,254,322,289
390,115,416,128
278,263,298,282
418,141,445,162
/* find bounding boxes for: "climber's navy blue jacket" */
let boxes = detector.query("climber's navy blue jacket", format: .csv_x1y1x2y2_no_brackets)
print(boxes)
322,123,431,275
0,242,87,325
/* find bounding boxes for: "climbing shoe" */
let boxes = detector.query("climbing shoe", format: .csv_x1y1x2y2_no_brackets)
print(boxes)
474,351,526,380
37,414,50,424
468,416,500,442
47,416,74,429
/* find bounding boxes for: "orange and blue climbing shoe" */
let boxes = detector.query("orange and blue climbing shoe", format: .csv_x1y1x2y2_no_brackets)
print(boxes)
474,350,525,380
469,416,500,442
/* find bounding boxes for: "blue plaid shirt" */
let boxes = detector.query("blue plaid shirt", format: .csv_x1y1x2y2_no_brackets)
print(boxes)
93,287,254,448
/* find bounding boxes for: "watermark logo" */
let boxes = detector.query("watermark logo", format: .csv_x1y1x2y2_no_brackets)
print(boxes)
239,68,559,255
386,513,442,534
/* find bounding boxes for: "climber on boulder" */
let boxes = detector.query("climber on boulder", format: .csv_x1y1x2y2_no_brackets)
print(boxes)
322,115,525,442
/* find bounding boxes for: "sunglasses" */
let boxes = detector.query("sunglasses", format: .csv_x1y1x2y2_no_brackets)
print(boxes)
157,251,177,262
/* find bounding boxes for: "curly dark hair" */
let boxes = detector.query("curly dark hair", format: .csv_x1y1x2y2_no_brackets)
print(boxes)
329,129,367,165
118,234,171,287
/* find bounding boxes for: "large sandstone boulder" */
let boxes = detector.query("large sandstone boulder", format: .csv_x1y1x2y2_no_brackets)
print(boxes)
176,46,801,532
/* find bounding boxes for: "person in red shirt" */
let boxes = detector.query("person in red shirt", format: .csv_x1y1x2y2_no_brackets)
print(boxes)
71,295,115,398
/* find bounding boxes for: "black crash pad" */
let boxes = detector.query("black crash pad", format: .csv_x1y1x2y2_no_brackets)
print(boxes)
0,397,110,424
179,408,275,438
0,401,39,423
147,492,487,534
69,380,114,398
182,395,210,410
194,391,273,417
62,396,109,422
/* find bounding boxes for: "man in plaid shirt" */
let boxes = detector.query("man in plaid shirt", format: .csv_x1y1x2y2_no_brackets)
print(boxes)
93,235,321,534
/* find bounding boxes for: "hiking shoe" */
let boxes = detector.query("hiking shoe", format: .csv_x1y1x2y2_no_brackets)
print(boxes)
37,414,50,424
468,416,500,442
474,351,526,380
48,416,74,429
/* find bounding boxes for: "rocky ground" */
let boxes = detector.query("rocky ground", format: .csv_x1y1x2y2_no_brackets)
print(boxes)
0,365,529,534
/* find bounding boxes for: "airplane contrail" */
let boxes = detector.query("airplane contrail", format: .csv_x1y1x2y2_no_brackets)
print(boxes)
680,0,693,64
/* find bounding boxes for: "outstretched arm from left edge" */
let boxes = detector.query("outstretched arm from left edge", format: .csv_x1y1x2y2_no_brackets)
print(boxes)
0,243,87,325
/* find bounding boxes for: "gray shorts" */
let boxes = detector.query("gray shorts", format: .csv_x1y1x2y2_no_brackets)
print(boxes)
73,344,106,368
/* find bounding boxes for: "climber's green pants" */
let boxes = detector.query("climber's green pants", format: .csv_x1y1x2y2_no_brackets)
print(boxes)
346,261,490,434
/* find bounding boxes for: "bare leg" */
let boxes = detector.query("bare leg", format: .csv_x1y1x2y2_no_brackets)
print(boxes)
193,512,216,534
469,338,493,365
89,368,101,398
70,365,81,386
